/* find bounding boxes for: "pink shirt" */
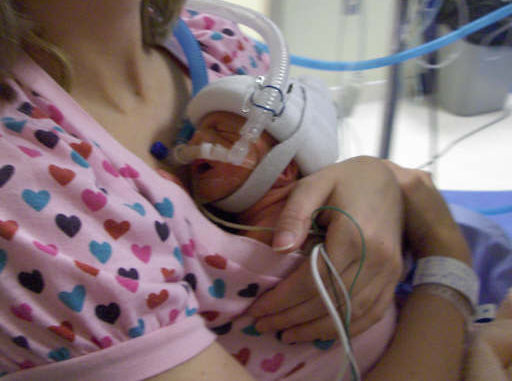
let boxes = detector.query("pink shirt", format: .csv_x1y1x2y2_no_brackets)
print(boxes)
0,11,395,380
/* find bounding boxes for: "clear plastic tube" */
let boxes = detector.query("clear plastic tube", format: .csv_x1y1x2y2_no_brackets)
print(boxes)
480,19,512,61
180,0,290,166
173,142,256,169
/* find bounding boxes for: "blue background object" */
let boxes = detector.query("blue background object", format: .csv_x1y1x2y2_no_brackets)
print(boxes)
442,190,512,238
443,191,512,305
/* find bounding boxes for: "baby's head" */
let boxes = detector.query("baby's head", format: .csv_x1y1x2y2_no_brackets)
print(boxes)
188,110,299,204
183,75,339,213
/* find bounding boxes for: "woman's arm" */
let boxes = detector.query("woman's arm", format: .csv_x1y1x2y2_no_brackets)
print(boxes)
366,162,473,380
366,286,468,380
147,341,255,381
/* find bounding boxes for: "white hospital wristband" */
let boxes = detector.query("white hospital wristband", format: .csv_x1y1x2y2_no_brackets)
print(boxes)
412,256,479,315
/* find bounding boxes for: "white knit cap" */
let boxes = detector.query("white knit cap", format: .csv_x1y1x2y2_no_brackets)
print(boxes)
185,74,339,212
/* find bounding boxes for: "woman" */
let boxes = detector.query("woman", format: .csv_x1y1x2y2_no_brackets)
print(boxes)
0,1,482,379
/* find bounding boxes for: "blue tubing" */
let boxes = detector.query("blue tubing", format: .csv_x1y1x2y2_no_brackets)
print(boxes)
173,18,209,95
477,205,512,216
289,3,512,71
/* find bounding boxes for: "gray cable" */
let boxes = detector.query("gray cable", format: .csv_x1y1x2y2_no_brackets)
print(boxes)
417,108,511,169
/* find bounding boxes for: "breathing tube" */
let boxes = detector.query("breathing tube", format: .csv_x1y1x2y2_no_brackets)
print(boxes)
169,0,290,167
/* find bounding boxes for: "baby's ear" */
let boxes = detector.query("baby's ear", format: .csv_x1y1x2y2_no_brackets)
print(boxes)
273,160,299,188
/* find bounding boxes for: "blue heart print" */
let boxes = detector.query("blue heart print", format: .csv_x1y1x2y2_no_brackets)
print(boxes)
185,306,198,316
22,189,50,211
154,197,174,218
71,151,90,168
313,339,335,350
173,247,183,265
58,285,86,312
89,241,112,264
2,117,27,133
241,324,261,337
210,32,223,41
0,249,6,273
48,347,71,362
128,319,145,338
208,278,226,299
124,203,146,216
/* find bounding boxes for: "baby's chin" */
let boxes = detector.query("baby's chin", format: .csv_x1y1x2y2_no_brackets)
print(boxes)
191,176,244,204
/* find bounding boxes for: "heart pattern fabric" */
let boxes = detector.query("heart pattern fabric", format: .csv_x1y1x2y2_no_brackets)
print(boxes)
0,14,338,381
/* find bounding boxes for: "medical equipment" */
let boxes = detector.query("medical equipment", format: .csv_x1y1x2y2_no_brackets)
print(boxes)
185,74,339,213
164,0,290,168
151,0,512,169
288,2,512,71
311,243,361,381
417,108,511,169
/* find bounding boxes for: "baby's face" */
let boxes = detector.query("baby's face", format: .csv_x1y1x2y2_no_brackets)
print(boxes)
188,111,275,203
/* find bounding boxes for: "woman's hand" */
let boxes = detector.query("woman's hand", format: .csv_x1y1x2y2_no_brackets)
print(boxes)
383,161,471,264
247,156,404,342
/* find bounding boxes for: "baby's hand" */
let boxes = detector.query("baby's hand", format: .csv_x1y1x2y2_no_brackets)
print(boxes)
466,290,512,380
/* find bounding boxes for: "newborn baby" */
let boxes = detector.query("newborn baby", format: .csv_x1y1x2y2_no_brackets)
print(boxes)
183,74,339,245
189,110,303,244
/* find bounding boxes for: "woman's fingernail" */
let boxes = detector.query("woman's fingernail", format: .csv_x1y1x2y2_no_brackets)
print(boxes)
273,231,296,251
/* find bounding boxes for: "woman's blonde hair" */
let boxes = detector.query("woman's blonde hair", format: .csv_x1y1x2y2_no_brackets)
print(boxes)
0,0,185,95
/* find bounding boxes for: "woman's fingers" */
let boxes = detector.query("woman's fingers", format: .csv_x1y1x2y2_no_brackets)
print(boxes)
247,253,330,317
254,157,404,344
272,169,334,252
248,253,397,341
348,282,396,336
253,296,335,341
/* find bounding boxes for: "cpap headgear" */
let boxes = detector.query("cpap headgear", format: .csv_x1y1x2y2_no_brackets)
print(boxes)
149,0,338,212
184,74,339,213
